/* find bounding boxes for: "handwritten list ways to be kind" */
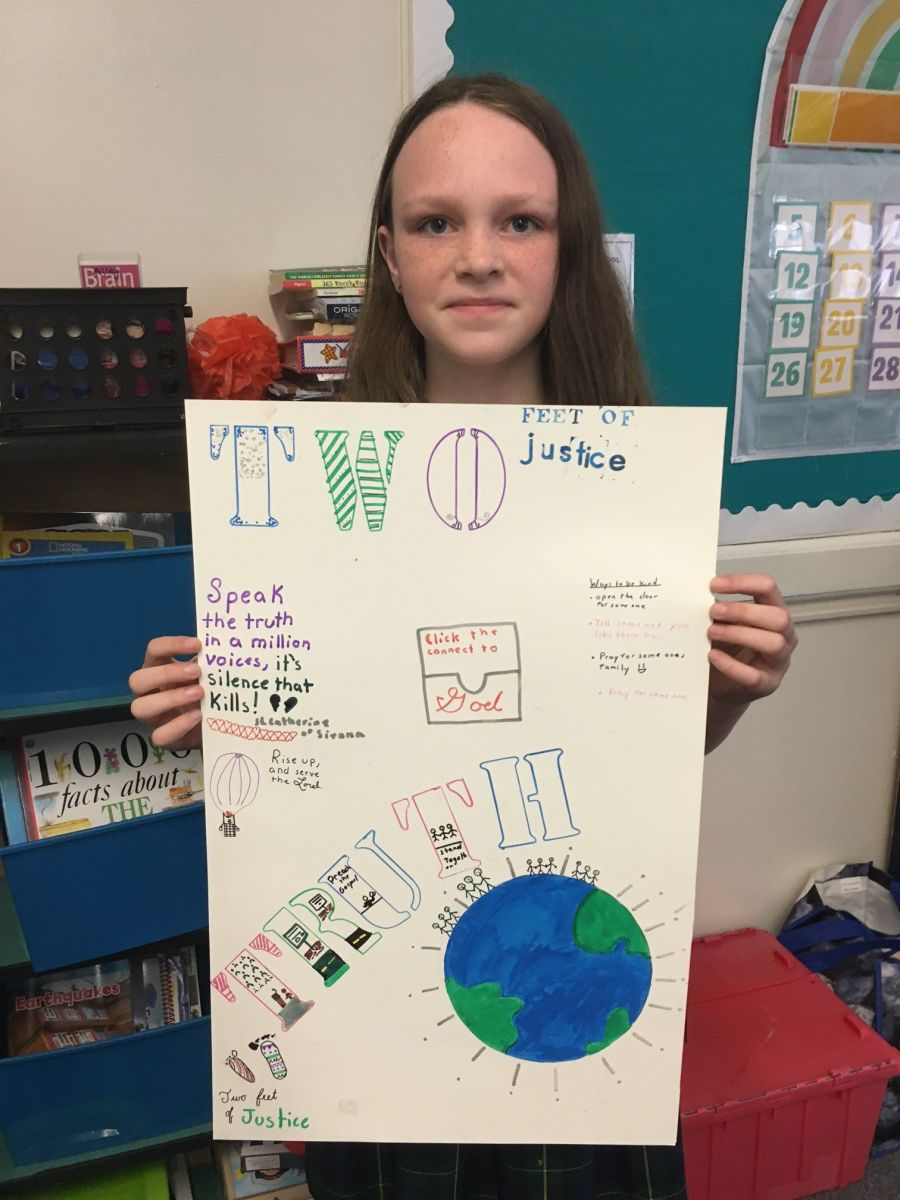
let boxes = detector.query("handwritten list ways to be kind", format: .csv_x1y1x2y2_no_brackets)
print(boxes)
185,400,724,1147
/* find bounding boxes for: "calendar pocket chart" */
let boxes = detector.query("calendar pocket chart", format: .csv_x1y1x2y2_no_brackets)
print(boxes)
734,0,900,461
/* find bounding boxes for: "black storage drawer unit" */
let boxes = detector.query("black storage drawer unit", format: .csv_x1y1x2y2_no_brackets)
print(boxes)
1,287,191,433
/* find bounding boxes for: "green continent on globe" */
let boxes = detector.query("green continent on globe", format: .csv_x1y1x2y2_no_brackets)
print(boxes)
585,1007,632,1055
573,890,651,959
445,977,525,1053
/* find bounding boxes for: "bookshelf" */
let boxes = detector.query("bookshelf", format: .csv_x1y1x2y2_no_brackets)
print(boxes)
0,545,196,713
0,1021,212,1175
0,427,190,512
0,1128,188,1193
0,805,208,971
0,877,28,975
0,544,212,1182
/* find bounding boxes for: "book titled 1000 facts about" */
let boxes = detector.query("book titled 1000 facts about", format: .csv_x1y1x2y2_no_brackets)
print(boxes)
15,718,204,842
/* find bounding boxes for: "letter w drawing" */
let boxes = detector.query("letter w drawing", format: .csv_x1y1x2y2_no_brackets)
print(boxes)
315,429,404,531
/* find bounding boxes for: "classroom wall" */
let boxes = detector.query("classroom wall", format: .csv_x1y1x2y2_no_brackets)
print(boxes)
699,534,900,934
3,1,898,936
0,0,405,324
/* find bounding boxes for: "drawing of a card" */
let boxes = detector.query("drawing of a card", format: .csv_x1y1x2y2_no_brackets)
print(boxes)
417,621,522,725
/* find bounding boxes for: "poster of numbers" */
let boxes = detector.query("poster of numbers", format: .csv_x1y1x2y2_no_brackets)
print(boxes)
733,0,900,462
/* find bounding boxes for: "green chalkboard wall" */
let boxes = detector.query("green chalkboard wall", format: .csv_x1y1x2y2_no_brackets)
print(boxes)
446,0,899,514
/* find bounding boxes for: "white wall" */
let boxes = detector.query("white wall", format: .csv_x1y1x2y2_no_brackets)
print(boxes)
697,534,900,935
0,0,405,324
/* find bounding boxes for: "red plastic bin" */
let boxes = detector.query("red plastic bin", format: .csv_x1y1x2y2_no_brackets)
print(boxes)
680,928,900,1200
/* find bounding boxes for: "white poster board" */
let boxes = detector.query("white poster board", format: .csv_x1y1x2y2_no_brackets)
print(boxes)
186,400,724,1146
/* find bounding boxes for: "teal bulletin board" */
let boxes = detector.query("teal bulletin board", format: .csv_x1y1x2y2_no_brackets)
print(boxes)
446,0,900,516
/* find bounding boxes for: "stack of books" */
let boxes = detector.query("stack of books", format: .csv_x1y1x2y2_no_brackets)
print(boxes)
133,944,204,1033
0,511,180,557
6,946,202,1057
267,265,365,396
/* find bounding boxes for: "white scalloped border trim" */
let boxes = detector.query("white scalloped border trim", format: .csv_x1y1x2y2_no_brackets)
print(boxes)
719,494,900,544
411,0,454,96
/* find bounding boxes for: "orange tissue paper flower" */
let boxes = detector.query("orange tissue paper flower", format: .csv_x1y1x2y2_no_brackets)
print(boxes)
188,313,281,400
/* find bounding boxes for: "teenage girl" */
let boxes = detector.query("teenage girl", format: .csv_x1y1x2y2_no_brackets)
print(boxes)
130,74,798,1200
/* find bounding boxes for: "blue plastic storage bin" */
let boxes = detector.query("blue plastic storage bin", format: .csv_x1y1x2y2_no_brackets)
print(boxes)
0,1018,212,1166
0,545,196,713
0,805,207,970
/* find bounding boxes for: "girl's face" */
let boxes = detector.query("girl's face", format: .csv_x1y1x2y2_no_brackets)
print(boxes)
378,102,559,384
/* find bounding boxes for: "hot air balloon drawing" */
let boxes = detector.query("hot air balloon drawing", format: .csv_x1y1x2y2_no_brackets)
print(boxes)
211,751,260,837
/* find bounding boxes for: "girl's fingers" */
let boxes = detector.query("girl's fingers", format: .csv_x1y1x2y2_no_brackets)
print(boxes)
129,659,201,698
142,635,202,670
708,647,766,692
708,574,797,703
145,707,203,750
131,683,204,726
711,574,787,606
709,600,793,635
707,622,790,661
129,636,204,752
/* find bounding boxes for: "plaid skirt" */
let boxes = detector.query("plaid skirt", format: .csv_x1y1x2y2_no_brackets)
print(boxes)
305,1141,686,1200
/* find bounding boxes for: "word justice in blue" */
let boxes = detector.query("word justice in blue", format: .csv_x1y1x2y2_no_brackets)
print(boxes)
520,432,627,471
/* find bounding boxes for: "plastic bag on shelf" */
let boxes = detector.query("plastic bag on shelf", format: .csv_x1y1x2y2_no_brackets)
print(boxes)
780,861,900,1154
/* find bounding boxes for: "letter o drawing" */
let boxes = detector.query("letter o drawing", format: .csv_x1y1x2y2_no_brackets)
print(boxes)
426,428,507,532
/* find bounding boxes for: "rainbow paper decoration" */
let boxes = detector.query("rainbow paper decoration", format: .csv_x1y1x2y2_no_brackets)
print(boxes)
773,0,900,149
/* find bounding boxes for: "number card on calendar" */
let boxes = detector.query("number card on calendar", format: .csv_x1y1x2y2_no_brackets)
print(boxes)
869,349,900,393
812,348,854,398
877,254,900,300
775,251,819,301
765,351,807,399
880,206,900,253
819,301,864,350
772,203,818,254
829,252,873,302
827,202,874,253
873,300,900,346
770,302,814,351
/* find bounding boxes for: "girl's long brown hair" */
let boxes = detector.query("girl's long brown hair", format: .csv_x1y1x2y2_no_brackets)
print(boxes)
346,73,651,408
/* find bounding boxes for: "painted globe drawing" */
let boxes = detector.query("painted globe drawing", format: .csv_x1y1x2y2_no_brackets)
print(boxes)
444,874,652,1063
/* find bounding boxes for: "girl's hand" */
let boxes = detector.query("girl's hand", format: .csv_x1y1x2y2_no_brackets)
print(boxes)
705,574,798,751
129,635,204,750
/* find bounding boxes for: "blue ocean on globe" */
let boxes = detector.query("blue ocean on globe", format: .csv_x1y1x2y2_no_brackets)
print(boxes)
444,873,652,1063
